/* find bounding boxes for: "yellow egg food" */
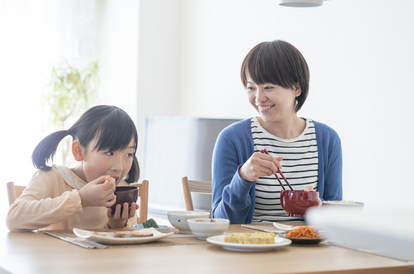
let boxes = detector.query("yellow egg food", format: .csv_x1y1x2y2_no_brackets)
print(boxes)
224,232,275,244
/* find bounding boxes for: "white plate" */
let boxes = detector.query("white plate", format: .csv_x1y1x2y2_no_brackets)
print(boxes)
206,235,291,252
133,224,171,233
73,227,173,245
322,200,364,208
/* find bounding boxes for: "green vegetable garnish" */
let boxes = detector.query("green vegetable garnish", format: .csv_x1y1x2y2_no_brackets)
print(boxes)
142,218,159,228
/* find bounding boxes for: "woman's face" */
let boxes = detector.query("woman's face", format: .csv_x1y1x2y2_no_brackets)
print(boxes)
246,76,300,124
81,137,136,184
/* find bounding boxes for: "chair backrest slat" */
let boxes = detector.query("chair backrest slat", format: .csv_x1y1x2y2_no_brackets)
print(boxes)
188,180,212,194
133,180,149,224
182,177,212,212
7,182,26,206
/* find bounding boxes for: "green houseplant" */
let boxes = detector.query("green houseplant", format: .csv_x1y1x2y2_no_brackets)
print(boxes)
42,59,99,165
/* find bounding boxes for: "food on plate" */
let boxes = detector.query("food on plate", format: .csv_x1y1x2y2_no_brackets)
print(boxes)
142,218,159,228
224,232,275,244
94,231,153,238
195,219,217,223
285,226,321,239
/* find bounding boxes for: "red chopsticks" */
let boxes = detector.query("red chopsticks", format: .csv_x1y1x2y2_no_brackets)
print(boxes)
260,149,294,191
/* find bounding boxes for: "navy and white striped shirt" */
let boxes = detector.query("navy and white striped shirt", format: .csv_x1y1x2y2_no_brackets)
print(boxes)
251,117,318,223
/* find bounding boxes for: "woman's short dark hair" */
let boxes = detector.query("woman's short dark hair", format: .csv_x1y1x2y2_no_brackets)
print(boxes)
32,105,140,183
240,40,310,112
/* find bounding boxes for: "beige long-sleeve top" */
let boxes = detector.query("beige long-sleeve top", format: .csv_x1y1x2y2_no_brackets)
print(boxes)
6,165,136,231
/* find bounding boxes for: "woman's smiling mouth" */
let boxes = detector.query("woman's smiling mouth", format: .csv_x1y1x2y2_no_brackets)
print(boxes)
258,105,275,112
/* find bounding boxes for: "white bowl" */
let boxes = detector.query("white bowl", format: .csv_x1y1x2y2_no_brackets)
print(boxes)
167,211,210,234
188,218,230,240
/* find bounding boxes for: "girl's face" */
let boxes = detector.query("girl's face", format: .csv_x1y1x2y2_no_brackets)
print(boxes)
81,137,136,184
246,76,300,124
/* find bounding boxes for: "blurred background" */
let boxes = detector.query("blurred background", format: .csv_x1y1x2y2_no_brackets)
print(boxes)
1,0,413,230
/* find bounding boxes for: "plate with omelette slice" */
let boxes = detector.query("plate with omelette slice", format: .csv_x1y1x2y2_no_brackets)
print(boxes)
207,232,291,252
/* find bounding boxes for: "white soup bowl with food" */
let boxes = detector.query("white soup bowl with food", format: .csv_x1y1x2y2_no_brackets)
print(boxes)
188,218,230,240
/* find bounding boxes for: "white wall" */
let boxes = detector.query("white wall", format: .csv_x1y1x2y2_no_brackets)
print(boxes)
138,0,414,210
100,0,139,122
136,0,184,161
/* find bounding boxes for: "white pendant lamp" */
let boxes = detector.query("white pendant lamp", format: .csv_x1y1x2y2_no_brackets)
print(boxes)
278,0,323,7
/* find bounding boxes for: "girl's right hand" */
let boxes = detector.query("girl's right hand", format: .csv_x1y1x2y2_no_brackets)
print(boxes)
239,152,283,182
78,176,116,207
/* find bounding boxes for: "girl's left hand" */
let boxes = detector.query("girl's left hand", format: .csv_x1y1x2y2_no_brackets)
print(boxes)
304,185,322,207
106,202,139,228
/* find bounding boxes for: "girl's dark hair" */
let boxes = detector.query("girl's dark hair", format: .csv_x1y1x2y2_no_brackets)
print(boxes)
32,105,140,183
240,40,310,112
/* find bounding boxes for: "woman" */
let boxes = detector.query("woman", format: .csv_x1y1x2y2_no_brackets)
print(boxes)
211,40,342,224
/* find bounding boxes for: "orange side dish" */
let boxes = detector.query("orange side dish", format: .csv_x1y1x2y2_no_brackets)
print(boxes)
285,226,321,239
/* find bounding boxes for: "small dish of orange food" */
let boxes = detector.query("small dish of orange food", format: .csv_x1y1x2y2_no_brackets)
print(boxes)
278,225,326,245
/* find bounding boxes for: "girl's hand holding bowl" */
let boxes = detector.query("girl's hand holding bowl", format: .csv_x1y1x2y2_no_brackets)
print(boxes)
107,185,139,228
107,202,139,228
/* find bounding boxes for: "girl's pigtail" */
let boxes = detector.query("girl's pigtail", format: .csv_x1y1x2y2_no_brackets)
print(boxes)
32,130,70,170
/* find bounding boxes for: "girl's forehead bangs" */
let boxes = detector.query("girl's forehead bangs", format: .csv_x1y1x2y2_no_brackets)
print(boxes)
93,117,137,152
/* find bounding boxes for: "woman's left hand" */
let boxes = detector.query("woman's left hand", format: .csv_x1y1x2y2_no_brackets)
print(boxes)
304,186,322,207
106,202,139,228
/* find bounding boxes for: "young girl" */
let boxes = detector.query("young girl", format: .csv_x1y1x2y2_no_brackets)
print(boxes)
212,40,342,224
7,105,140,231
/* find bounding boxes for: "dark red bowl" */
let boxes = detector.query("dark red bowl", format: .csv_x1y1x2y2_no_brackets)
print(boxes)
110,186,138,214
280,190,319,217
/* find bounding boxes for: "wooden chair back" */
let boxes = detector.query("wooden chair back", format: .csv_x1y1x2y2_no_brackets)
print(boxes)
181,176,212,211
134,180,149,224
7,180,149,225
7,182,26,206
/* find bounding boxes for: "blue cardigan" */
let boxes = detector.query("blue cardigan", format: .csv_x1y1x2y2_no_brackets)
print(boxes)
211,118,343,224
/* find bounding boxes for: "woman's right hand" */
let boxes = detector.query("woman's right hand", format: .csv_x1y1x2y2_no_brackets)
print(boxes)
239,152,283,182
78,176,116,207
